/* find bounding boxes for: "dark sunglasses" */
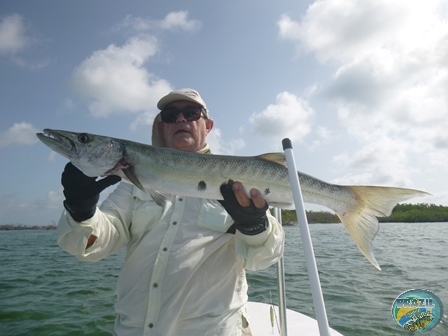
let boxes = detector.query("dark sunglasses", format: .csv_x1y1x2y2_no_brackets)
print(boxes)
160,106,205,123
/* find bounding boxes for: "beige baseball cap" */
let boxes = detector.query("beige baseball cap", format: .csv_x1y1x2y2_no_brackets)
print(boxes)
157,88,208,117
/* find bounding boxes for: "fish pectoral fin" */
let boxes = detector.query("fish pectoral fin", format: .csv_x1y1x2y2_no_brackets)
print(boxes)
121,166,169,207
122,167,145,192
149,190,170,207
257,153,287,167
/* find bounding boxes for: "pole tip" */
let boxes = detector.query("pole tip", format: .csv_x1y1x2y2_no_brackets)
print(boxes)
282,138,292,150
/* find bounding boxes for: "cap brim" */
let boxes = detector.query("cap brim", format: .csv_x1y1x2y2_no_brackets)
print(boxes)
157,94,205,110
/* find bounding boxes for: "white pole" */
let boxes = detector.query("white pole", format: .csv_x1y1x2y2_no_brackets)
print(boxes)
282,138,331,336
274,208,288,336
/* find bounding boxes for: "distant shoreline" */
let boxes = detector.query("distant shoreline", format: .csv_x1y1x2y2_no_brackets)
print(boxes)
1,221,447,231
2,203,448,230
0,225,57,231
282,203,448,224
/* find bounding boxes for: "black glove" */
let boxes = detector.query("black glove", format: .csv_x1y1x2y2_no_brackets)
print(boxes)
218,182,269,235
61,162,121,222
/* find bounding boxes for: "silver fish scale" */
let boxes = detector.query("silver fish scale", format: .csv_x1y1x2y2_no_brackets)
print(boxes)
132,146,293,203
298,172,353,209
133,144,351,210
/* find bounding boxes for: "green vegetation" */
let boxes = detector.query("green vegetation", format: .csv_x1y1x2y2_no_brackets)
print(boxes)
280,203,448,225
281,209,339,224
2,203,447,229
378,203,448,223
0,223,57,230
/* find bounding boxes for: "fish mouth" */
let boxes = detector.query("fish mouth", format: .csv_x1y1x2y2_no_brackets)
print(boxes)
36,129,77,157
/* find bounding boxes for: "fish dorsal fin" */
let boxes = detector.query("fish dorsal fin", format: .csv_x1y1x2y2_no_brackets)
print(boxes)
257,153,287,167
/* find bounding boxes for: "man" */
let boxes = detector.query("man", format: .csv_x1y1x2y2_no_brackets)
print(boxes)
57,88,285,336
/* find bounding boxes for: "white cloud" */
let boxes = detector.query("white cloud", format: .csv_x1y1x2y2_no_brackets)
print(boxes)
0,14,48,70
278,0,448,186
117,11,201,33
278,1,441,63
250,92,314,143
72,12,201,120
159,11,201,31
118,15,154,33
129,111,156,131
0,122,40,147
332,132,417,186
72,35,172,117
433,135,448,150
278,0,448,120
308,126,332,150
206,128,245,155
0,14,30,55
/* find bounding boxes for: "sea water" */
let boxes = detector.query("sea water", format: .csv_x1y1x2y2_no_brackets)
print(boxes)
1,223,447,335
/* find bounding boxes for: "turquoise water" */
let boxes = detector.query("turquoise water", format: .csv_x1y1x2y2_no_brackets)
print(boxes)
1,223,447,335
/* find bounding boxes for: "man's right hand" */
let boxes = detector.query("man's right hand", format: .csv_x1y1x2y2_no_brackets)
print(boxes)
61,162,121,222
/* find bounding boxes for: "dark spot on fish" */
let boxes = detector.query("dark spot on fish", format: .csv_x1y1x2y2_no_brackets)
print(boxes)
264,188,271,195
198,180,207,191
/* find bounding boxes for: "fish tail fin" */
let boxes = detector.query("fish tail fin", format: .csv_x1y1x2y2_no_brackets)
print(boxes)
336,186,431,271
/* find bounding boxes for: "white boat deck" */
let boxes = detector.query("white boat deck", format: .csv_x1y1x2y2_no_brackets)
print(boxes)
247,301,344,335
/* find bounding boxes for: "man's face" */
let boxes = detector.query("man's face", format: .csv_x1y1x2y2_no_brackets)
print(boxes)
159,100,214,152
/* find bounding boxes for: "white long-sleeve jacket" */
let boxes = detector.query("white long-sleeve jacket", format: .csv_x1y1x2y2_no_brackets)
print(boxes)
58,181,284,336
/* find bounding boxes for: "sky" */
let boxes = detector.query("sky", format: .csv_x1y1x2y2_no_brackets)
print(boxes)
1,0,448,226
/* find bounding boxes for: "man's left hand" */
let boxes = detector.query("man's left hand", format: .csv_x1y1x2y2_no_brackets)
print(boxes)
219,181,269,235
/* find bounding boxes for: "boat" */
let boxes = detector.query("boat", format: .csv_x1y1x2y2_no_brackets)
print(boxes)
244,139,344,335
247,301,344,335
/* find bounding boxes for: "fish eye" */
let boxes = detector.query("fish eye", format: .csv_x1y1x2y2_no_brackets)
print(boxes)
78,133,91,143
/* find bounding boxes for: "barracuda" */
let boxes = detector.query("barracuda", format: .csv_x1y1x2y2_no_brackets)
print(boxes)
37,129,429,270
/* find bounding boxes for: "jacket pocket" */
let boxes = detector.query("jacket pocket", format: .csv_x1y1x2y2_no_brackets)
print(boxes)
130,188,164,235
196,199,233,233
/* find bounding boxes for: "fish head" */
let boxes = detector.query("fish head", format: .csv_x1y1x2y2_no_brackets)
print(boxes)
36,129,125,177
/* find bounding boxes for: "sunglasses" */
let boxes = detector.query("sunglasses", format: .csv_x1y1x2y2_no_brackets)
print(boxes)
160,106,205,123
